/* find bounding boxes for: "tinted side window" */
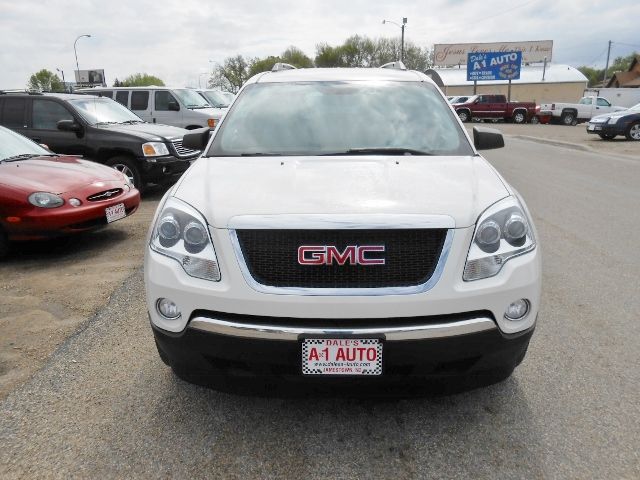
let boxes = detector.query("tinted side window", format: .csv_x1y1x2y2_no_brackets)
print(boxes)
596,98,610,107
98,91,113,98
1,98,27,128
32,100,74,130
115,91,129,106
154,91,177,111
131,91,149,110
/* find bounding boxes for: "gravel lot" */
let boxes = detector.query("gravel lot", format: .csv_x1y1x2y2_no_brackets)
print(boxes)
1,136,639,478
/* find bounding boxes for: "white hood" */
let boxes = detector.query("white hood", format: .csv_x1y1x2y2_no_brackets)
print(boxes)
174,155,509,229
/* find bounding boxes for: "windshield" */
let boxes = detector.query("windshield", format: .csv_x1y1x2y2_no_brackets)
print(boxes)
208,81,473,157
199,90,230,108
628,103,640,111
0,126,52,161
69,97,144,125
173,89,211,109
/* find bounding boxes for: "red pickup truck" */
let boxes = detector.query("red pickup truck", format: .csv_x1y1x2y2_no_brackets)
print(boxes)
454,94,537,124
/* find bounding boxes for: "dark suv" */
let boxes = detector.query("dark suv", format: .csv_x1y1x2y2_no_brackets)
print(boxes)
0,92,200,189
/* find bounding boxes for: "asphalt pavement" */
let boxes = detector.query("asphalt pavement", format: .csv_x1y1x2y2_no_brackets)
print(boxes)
1,138,639,479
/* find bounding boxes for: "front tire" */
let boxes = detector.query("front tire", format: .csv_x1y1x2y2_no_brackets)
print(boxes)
530,115,539,124
457,110,470,123
106,155,143,190
598,133,616,140
625,122,640,141
0,227,9,258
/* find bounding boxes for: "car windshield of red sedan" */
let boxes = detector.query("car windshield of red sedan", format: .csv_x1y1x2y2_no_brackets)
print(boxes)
0,126,53,162
69,97,145,126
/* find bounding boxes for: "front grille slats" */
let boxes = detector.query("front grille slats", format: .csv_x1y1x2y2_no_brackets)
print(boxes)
170,139,199,158
235,229,447,289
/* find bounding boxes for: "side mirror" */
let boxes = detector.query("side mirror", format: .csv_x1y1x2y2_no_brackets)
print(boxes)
57,120,82,132
168,101,180,111
182,127,210,151
473,127,504,150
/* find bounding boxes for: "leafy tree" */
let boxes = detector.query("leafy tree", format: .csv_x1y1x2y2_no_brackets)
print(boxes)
209,55,251,93
315,44,347,67
27,69,64,92
248,55,282,77
120,73,165,87
577,51,639,86
112,78,122,87
280,46,314,68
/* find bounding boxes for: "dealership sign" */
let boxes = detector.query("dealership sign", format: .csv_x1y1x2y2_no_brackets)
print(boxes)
74,69,106,86
467,51,522,82
434,40,552,66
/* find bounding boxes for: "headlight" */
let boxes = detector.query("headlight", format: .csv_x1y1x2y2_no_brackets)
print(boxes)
463,196,536,281
28,192,64,208
150,197,221,281
142,142,170,157
608,116,623,124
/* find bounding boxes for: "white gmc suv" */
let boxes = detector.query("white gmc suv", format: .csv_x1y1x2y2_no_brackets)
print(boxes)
144,65,541,392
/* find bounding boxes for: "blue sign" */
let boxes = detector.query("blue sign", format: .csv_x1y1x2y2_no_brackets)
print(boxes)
467,51,522,82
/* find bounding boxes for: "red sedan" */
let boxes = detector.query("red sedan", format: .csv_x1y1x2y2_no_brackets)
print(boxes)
0,126,140,256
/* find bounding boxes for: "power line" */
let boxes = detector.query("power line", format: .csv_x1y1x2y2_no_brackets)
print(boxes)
469,0,540,23
612,42,640,50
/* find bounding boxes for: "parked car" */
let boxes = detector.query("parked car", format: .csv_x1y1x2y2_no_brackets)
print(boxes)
0,92,200,189
0,125,140,257
195,89,231,108
454,94,536,123
586,102,640,140
145,65,541,392
540,96,627,126
77,86,224,130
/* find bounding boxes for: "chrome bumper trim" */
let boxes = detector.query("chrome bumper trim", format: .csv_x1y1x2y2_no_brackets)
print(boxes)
188,315,497,341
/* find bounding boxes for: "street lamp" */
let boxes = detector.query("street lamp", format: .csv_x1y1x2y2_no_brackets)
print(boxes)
74,34,92,81
382,18,407,62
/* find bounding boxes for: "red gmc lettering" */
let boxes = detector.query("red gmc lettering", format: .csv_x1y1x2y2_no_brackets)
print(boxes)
297,245,385,265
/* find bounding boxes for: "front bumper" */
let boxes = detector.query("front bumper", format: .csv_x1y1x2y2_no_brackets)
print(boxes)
140,156,194,183
586,123,624,135
5,187,140,240
152,311,534,389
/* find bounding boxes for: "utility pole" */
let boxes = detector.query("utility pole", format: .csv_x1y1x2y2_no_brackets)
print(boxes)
603,40,612,85
401,18,407,62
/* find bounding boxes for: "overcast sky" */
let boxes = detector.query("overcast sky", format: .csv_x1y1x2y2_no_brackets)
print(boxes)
1,0,638,89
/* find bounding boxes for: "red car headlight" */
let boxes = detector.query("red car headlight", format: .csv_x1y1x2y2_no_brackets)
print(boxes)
28,192,64,208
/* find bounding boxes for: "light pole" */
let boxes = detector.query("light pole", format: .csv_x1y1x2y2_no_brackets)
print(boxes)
56,68,66,92
382,18,407,62
74,34,91,82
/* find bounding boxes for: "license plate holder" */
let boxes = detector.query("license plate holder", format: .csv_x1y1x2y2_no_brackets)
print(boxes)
301,339,382,375
105,203,126,223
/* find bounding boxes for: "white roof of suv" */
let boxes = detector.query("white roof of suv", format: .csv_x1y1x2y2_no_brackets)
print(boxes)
248,68,433,85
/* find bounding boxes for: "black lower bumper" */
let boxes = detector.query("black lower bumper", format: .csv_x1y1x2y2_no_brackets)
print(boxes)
152,313,534,395
586,124,623,136
140,156,193,183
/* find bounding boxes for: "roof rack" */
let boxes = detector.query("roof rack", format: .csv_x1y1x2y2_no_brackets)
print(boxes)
0,89,44,95
271,63,297,72
380,61,407,71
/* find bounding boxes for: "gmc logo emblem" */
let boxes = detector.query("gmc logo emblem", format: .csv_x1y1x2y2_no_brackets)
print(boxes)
297,245,385,266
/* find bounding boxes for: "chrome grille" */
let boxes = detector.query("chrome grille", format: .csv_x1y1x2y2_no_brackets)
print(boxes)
170,139,200,158
87,188,123,202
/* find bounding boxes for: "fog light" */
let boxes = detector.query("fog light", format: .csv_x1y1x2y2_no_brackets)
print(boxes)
505,299,530,321
69,198,82,207
157,298,181,319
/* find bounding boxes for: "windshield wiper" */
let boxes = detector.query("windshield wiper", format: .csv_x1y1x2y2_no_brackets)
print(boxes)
2,153,59,162
238,152,286,157
119,120,145,124
95,121,120,126
324,147,435,156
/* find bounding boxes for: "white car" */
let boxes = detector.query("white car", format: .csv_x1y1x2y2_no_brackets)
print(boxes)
540,96,627,125
145,66,541,391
